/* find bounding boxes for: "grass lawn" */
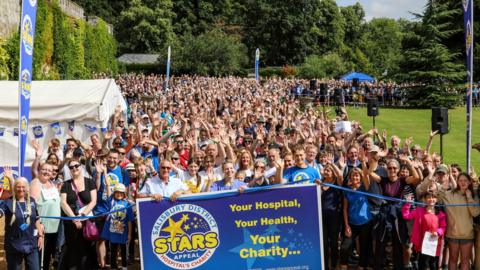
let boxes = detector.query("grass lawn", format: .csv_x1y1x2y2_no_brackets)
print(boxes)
338,106,480,170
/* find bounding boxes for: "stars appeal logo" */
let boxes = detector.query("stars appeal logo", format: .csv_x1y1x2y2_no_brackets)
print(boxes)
21,15,34,56
151,204,219,269
20,116,28,136
21,69,32,99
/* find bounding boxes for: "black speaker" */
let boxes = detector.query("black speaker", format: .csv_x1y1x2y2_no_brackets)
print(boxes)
432,107,448,134
352,78,359,88
334,88,343,106
367,98,379,117
310,79,317,90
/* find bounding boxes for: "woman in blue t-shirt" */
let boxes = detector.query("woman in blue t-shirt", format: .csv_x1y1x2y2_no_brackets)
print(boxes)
339,166,372,270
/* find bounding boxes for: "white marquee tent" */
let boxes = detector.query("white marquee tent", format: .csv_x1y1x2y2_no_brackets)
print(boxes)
0,79,127,169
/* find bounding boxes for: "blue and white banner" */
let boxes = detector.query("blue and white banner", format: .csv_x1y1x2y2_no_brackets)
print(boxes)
137,185,323,270
18,0,38,177
255,48,260,81
165,46,171,90
463,0,474,173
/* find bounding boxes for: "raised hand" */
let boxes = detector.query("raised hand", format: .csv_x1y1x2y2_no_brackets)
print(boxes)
3,166,14,180
430,130,439,138
31,139,43,157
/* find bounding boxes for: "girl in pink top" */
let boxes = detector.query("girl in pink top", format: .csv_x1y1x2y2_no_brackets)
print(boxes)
402,191,446,270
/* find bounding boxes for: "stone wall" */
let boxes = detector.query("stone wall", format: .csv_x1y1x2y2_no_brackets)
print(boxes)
0,0,113,39
0,0,21,39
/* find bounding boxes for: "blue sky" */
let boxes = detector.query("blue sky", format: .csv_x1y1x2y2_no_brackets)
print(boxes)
337,0,427,21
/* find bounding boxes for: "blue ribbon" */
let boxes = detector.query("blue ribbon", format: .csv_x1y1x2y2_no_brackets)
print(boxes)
37,178,480,220
321,182,480,207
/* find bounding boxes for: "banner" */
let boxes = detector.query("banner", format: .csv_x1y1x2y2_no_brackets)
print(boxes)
463,0,474,173
165,46,171,90
255,48,260,81
18,0,38,177
137,185,323,270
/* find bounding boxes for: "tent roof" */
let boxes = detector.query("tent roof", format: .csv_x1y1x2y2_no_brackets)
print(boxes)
340,71,375,82
0,79,126,126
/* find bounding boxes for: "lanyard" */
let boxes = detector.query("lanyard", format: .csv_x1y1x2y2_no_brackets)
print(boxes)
16,201,28,224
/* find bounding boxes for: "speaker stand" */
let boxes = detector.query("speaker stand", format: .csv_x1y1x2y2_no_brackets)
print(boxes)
372,116,376,143
440,134,444,158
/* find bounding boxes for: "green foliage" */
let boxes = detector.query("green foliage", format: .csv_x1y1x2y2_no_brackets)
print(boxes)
397,0,465,107
33,0,58,79
258,67,283,78
359,18,402,78
84,20,118,75
172,29,247,76
299,54,348,79
5,32,19,80
0,39,10,80
116,0,175,54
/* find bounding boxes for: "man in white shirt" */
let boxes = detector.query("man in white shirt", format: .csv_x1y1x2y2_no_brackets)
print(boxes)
137,160,190,201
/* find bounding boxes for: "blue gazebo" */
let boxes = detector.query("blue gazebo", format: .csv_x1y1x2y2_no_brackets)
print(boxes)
340,71,375,82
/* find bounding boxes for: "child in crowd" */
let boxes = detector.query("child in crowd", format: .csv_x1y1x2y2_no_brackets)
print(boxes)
402,191,446,270
101,183,135,270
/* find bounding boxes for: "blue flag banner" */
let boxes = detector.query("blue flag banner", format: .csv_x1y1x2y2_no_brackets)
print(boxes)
463,0,474,172
32,125,43,139
255,48,260,81
137,185,323,270
165,46,171,90
0,127,4,137
68,120,75,131
50,122,62,136
84,124,97,133
13,128,19,137
18,0,38,177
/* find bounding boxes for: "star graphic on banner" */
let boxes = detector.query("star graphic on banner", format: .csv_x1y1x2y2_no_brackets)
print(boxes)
161,218,186,239
183,224,190,231
230,228,274,268
288,229,294,235
288,242,296,249
263,224,280,236
181,214,190,222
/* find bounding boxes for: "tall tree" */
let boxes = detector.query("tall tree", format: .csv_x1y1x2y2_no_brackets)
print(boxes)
341,3,365,46
397,0,464,107
116,0,175,53
360,18,402,77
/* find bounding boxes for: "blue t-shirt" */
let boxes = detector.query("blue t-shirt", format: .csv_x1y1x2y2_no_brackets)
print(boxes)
210,179,246,191
101,197,135,244
283,166,320,183
344,185,372,226
95,166,125,214
136,146,159,172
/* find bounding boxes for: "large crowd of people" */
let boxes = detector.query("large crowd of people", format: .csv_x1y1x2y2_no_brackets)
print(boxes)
1,73,480,270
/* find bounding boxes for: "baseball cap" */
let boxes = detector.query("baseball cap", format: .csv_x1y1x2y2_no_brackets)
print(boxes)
368,145,380,153
113,183,126,193
125,163,135,171
435,164,448,174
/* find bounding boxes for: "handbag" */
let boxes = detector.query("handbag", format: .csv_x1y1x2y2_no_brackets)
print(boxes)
72,180,100,241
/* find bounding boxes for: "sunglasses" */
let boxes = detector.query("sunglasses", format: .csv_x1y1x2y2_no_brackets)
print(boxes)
172,157,179,160
387,167,398,170
244,140,252,143
119,152,126,155
255,165,265,169
161,166,171,170
69,164,81,170
175,141,184,144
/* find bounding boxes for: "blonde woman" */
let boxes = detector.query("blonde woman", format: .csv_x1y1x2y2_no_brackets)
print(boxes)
0,175,44,270
30,162,61,270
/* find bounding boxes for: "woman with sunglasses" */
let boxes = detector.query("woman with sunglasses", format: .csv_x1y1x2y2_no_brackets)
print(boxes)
0,176,44,270
30,162,61,270
59,160,97,270
372,157,420,270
